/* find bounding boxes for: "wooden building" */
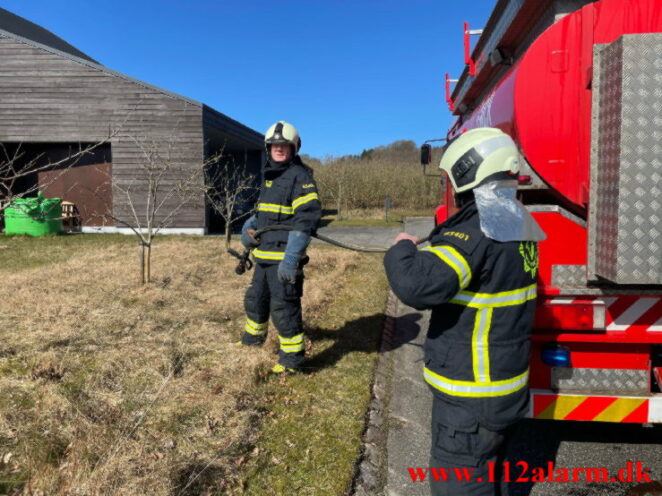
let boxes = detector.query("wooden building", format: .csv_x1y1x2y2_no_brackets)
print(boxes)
0,8,264,234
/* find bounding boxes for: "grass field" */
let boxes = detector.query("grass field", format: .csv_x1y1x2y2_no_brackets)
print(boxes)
321,208,433,227
0,234,388,495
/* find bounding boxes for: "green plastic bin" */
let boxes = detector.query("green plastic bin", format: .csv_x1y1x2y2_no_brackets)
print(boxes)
5,193,63,236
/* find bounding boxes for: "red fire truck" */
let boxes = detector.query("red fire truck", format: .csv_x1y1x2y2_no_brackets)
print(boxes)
427,0,662,423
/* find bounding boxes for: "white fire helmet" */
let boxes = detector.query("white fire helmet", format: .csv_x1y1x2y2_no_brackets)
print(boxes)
439,127,519,193
264,121,301,154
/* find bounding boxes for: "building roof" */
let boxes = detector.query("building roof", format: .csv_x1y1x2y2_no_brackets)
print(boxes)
0,8,99,64
0,8,264,148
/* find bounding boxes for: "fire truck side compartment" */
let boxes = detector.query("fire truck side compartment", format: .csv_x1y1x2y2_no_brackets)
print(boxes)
589,33,662,285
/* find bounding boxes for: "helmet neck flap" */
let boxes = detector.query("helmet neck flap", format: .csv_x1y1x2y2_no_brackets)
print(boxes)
439,128,545,242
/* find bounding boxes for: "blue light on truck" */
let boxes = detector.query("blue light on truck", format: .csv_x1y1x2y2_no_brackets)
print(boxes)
542,347,571,367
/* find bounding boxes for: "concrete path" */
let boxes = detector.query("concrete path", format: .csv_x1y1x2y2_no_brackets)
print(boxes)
312,217,435,251
312,225,401,250
383,302,432,496
401,217,435,241
371,217,436,496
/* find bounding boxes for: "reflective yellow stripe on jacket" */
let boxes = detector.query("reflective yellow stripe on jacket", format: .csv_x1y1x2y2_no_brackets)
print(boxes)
424,367,529,398
252,249,285,261
472,307,493,383
292,192,319,210
257,203,293,215
257,193,319,217
424,283,536,398
422,245,472,289
450,284,537,308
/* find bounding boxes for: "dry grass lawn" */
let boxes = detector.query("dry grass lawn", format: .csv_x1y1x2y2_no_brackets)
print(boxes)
322,208,433,227
0,235,387,495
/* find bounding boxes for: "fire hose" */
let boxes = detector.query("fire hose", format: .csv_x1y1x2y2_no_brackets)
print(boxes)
227,224,430,275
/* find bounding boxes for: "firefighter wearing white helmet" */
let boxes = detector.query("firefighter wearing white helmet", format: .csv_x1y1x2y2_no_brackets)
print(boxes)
264,120,302,154
239,121,321,374
440,127,519,193
384,127,545,496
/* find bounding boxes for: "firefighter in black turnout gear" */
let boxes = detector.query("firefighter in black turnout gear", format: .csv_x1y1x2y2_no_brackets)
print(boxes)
239,121,321,374
384,128,545,495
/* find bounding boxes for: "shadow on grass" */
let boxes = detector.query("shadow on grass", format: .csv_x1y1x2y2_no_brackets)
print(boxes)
304,313,384,372
303,311,423,372
387,312,424,351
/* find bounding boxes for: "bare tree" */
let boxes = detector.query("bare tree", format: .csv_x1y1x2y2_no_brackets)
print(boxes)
95,134,208,284
204,153,257,250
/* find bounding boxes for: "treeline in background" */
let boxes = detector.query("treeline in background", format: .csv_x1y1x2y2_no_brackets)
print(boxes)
304,140,445,218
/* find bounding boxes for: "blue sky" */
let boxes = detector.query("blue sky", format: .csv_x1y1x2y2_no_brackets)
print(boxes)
2,1,496,158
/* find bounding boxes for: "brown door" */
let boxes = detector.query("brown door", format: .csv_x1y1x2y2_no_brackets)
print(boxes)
39,162,112,227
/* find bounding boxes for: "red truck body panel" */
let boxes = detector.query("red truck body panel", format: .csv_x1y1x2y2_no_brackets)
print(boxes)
438,0,662,422
457,0,662,211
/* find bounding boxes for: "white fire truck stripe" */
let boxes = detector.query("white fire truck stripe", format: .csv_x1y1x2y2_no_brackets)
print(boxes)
606,298,658,331
549,298,576,304
648,314,662,332
548,298,604,306
593,303,606,330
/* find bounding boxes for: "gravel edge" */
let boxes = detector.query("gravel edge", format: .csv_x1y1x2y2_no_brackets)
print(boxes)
348,290,399,496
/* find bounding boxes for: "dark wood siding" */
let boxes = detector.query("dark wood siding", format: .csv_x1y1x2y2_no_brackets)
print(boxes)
0,35,205,228
202,108,265,185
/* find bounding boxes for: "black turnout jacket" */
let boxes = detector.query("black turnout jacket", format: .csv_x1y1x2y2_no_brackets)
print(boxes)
384,202,539,430
253,156,322,264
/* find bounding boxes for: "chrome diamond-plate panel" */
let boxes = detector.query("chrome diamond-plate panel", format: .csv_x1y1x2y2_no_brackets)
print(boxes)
552,265,586,288
592,33,662,285
594,37,623,282
587,43,607,282
552,367,649,394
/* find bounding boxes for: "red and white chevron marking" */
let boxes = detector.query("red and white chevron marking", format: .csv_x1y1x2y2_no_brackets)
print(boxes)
528,390,662,423
600,296,662,333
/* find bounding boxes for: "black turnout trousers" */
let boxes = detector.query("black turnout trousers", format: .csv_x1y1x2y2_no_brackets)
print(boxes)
430,398,515,496
242,263,305,369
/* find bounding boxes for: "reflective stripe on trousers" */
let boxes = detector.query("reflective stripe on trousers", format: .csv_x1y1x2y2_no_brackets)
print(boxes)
245,317,267,336
279,333,304,353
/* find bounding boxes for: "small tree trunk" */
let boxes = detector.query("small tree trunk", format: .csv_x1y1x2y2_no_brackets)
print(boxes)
139,243,146,285
224,224,232,251
146,243,152,283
